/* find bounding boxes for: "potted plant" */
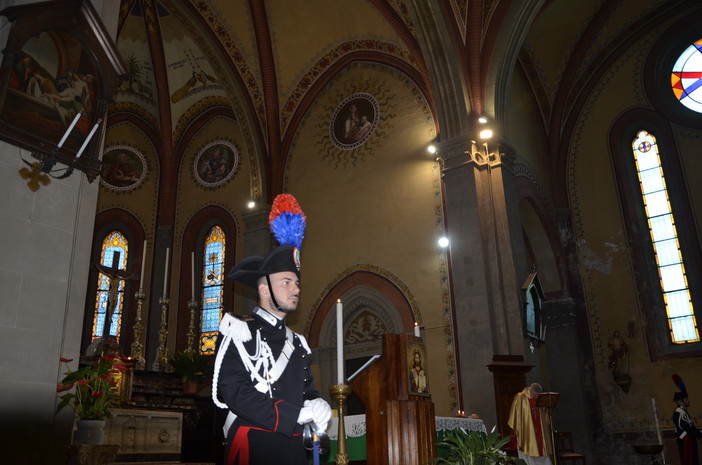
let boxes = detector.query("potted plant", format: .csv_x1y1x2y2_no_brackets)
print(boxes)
56,356,127,444
432,429,527,465
167,350,213,395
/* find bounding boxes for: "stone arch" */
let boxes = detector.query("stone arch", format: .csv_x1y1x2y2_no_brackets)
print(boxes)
306,267,418,347
306,267,418,400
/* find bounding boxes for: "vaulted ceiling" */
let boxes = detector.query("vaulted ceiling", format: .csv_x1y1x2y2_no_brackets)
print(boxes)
110,0,686,203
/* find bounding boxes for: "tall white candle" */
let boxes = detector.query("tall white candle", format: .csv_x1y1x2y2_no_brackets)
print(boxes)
336,299,344,384
162,248,170,298
414,322,421,337
139,240,147,290
57,111,82,148
652,397,663,448
75,120,101,158
191,252,195,299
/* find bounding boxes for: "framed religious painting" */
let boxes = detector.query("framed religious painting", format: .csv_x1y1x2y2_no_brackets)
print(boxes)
100,145,147,192
407,341,429,396
329,92,379,150
193,140,239,188
0,0,125,181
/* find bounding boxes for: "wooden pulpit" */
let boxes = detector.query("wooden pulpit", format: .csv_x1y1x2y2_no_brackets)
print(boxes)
349,333,436,465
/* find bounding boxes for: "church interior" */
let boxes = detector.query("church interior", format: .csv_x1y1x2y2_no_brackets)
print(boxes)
1,0,701,464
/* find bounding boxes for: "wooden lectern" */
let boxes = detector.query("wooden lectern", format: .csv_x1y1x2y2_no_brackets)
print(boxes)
536,392,560,465
349,333,436,465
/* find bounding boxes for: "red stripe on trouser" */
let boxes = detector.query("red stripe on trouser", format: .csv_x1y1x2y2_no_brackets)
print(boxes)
681,436,694,465
226,425,304,465
227,426,252,465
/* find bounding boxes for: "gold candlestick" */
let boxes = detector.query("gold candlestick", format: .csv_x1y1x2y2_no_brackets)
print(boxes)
186,299,198,352
152,297,169,371
330,384,352,465
130,289,146,369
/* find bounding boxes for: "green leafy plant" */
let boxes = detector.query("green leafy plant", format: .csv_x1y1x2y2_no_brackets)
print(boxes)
431,429,527,465
56,356,126,420
167,350,213,383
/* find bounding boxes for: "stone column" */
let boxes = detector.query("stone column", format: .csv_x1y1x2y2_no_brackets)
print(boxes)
439,136,524,428
237,205,272,312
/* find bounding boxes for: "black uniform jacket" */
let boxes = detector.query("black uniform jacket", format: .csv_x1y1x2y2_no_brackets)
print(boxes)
216,308,320,465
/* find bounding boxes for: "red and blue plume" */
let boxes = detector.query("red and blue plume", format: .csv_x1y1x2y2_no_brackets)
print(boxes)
672,373,687,393
269,194,306,248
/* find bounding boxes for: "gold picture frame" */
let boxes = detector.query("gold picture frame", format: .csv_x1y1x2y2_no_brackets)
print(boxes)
407,341,429,396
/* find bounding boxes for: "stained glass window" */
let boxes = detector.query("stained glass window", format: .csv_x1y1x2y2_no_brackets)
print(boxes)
671,38,702,113
632,130,699,343
200,225,225,354
93,231,129,339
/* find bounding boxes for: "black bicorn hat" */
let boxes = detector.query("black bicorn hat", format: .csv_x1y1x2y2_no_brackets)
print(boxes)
227,244,300,288
673,391,688,402
227,194,305,288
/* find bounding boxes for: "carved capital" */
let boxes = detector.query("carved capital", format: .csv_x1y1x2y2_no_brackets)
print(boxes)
437,135,477,171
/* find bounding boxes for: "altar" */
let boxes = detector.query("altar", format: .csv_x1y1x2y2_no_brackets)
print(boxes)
321,415,486,462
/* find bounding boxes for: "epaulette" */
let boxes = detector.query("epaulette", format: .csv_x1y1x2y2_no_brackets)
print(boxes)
218,313,252,343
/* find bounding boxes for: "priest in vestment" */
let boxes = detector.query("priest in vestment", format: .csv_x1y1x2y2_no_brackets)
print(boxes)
507,383,554,465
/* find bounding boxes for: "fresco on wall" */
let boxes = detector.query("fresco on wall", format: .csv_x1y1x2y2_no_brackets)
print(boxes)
329,92,379,150
114,1,158,116
162,29,226,124
100,145,146,191
193,140,239,188
115,53,154,102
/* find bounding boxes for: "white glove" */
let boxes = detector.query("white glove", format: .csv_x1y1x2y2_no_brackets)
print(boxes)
297,403,315,425
308,398,332,432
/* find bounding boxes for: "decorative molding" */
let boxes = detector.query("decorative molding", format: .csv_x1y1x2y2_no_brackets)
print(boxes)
186,0,266,131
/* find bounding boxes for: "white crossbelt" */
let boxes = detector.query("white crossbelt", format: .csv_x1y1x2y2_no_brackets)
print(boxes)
221,327,295,437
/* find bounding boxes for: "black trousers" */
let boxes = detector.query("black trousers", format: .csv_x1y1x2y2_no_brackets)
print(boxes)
225,424,308,465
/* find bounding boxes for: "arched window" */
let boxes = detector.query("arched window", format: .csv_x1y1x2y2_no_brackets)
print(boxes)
200,225,225,354
93,231,129,339
610,110,702,358
631,130,699,343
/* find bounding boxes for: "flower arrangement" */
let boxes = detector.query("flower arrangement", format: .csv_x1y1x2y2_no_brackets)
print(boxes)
56,356,126,420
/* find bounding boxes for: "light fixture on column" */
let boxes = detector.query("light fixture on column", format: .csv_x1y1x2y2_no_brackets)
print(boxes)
479,128,493,141
476,119,494,164
427,136,439,155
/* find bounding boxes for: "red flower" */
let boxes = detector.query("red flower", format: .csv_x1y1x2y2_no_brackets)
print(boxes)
90,391,103,398
59,357,73,363
77,379,91,386
112,364,127,371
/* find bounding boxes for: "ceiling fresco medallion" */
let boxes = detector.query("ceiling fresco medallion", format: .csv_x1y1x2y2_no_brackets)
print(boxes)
329,92,379,150
193,139,239,188
100,145,146,192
